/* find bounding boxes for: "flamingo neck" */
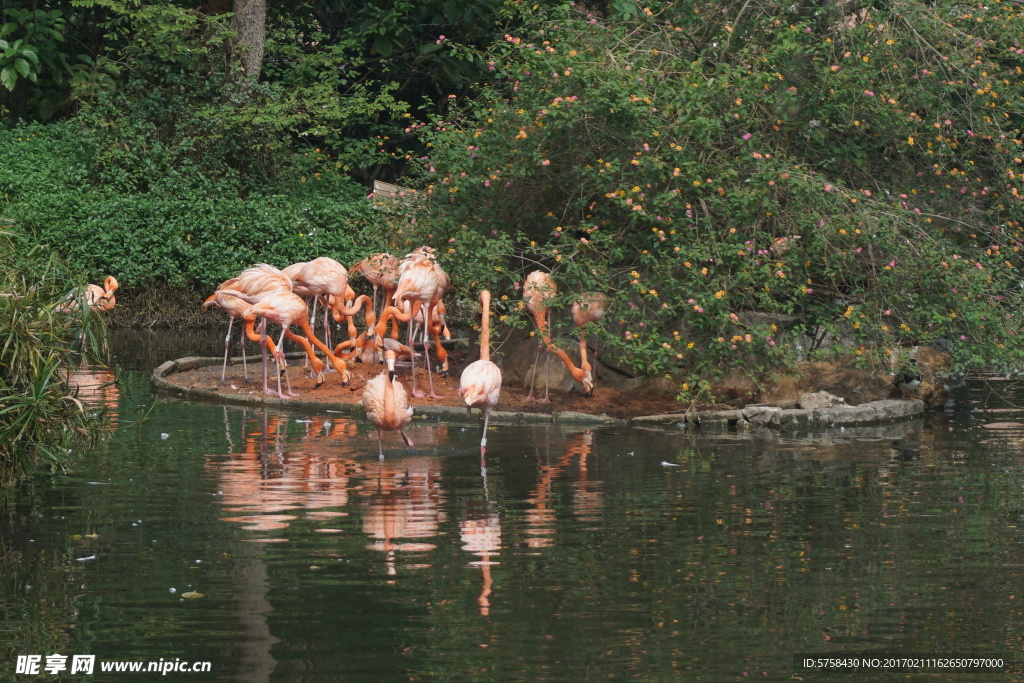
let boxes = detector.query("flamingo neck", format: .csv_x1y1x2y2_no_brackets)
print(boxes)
480,291,491,362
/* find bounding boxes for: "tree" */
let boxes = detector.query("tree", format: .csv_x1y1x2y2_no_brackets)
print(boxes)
230,0,265,78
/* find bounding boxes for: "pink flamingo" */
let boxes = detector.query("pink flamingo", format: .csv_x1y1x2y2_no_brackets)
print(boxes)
524,270,595,399
391,248,451,399
571,292,610,395
351,252,401,335
362,347,415,460
215,289,351,398
59,275,119,312
282,257,349,350
202,264,292,384
460,290,502,461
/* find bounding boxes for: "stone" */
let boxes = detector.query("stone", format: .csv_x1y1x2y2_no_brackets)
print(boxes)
798,391,847,410
743,405,782,426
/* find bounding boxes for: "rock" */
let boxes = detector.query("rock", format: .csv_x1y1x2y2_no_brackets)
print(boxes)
743,405,782,426
758,361,891,406
798,391,847,410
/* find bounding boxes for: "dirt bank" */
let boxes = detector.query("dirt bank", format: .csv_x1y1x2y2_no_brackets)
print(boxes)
161,348,683,421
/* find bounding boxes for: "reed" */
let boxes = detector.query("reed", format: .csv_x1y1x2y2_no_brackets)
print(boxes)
0,227,107,485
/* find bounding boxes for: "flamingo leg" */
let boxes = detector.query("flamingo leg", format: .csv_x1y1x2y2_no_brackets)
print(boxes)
274,325,297,398
526,341,544,402
408,302,423,398
421,311,441,399
259,319,273,397
240,322,249,383
543,350,551,402
221,317,234,384
322,297,333,355
480,409,491,460
377,430,385,461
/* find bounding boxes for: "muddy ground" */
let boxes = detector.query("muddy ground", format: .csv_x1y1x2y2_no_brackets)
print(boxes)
168,348,684,420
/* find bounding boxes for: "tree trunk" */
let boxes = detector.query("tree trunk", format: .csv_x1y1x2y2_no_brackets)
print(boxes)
231,0,266,79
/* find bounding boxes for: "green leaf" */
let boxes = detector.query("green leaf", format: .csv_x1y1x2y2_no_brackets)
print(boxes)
14,57,30,79
0,65,16,91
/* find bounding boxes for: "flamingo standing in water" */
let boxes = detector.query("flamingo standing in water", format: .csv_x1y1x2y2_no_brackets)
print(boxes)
362,348,415,460
460,290,502,461
571,292,610,395
215,289,351,398
203,263,292,384
391,247,451,399
59,275,119,312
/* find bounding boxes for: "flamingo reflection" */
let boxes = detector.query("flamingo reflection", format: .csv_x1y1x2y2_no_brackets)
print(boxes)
460,459,500,615
67,365,119,427
208,412,366,535
523,430,604,549
361,456,446,576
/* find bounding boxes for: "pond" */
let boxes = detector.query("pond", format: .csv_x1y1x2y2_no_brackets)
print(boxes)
3,330,1024,681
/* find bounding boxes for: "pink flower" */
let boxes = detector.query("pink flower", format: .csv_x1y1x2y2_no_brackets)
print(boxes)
742,133,752,140
864,90,874,96
541,159,551,166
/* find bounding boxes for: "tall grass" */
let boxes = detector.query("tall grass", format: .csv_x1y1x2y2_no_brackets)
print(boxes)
0,227,107,485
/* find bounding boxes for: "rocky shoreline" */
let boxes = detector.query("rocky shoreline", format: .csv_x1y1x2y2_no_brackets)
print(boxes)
152,355,926,431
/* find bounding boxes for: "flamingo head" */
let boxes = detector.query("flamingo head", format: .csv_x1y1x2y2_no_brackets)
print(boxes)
384,349,397,382
582,372,595,398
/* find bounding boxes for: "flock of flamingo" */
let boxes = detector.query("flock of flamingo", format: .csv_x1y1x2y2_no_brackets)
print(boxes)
74,247,610,462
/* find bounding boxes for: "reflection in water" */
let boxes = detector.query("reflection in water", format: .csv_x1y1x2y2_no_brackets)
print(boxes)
67,364,119,426
460,462,500,616
524,429,604,548
209,412,364,533
20,357,1024,681
206,410,450,576
361,456,446,575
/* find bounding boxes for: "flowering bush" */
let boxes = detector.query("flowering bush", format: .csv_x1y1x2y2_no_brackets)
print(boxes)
410,1,1024,390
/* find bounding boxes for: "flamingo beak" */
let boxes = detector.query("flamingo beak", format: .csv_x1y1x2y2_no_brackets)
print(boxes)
583,372,594,398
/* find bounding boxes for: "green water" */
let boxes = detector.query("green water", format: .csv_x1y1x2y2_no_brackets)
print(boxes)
4,332,1024,681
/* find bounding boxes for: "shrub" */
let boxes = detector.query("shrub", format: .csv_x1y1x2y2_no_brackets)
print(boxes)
0,122,386,293
0,227,106,484
409,1,1024,392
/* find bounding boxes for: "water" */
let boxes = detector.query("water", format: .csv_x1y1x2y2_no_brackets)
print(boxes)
4,331,1024,681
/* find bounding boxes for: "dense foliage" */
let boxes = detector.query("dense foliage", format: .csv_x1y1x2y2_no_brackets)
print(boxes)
411,0,1024,393
5,0,1024,399
0,228,106,484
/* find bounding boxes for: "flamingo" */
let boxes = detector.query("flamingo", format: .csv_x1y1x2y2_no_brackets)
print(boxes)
351,252,401,334
523,270,557,402
202,264,292,384
215,289,351,398
571,292,610,394
460,290,503,461
282,257,349,350
524,270,595,399
391,248,451,399
362,348,415,460
59,275,119,312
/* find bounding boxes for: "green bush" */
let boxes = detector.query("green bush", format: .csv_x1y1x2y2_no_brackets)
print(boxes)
409,1,1024,391
0,227,106,484
0,122,387,292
